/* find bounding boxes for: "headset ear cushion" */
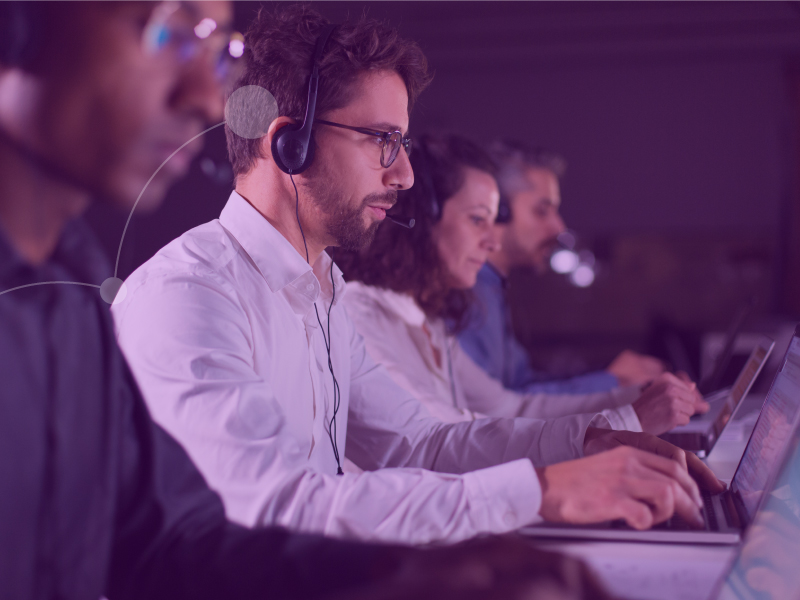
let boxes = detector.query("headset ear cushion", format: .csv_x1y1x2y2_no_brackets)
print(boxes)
271,124,297,174
271,123,316,175
495,197,512,223
298,135,315,174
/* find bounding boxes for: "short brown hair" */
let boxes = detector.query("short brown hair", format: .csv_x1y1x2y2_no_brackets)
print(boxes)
337,134,497,332
226,4,432,179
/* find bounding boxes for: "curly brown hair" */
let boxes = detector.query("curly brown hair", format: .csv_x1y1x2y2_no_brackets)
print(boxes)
226,4,432,180
336,134,497,333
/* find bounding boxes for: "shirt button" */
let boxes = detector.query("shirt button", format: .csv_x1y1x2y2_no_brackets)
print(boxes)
503,511,517,527
306,283,314,291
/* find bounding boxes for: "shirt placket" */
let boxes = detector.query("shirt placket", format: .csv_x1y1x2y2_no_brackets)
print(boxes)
302,311,322,459
304,302,339,469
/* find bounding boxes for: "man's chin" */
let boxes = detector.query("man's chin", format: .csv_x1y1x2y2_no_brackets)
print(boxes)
332,221,379,252
531,256,550,275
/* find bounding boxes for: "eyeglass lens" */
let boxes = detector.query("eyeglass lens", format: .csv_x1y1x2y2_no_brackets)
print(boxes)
382,132,411,168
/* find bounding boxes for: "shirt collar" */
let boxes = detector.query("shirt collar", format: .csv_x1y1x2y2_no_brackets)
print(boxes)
219,190,345,306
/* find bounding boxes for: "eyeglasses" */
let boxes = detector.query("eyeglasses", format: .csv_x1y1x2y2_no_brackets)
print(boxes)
315,119,412,168
142,1,245,91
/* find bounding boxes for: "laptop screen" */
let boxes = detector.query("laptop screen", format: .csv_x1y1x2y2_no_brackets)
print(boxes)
731,336,800,520
716,405,800,600
730,342,770,407
711,339,773,439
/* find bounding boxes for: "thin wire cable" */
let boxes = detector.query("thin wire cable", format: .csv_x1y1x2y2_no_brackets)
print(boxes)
290,173,344,475
0,281,101,298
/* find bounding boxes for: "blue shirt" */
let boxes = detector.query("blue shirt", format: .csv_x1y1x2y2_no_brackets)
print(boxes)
458,263,619,394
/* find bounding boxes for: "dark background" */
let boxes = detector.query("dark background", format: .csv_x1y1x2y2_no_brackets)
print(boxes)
86,1,800,385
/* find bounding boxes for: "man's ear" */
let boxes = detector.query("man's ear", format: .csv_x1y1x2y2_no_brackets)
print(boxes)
262,116,298,162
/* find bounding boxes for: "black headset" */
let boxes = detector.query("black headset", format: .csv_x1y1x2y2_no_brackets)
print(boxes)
412,136,511,225
410,137,443,222
270,24,336,174
495,192,512,224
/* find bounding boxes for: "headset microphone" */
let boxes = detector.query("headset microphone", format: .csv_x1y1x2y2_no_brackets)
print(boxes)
386,214,415,229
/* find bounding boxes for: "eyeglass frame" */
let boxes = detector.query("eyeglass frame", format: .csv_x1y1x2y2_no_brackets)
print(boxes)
314,119,412,168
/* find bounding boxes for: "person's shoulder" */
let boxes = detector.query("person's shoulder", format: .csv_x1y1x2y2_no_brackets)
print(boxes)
342,282,410,328
122,220,239,297
342,281,382,316
166,219,240,269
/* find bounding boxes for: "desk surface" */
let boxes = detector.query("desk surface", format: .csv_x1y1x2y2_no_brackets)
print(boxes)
528,393,764,600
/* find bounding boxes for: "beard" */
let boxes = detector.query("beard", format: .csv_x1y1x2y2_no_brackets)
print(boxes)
302,161,397,251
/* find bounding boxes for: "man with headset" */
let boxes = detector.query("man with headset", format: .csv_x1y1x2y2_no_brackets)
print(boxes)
459,140,668,395
113,4,723,547
0,2,615,598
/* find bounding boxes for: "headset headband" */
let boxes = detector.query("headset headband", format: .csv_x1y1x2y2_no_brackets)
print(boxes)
300,24,336,133
271,23,337,174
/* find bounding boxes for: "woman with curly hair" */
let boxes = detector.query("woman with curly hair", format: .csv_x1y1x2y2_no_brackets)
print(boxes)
337,133,705,433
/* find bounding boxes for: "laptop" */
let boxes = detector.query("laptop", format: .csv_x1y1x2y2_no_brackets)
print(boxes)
564,352,800,600
661,337,774,457
521,329,800,545
711,404,800,599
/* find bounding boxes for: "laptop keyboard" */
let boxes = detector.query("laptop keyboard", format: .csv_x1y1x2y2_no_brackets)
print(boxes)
657,491,718,531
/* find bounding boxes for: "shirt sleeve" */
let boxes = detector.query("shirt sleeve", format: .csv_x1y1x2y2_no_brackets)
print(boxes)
457,288,502,383
517,370,621,394
342,322,613,538
459,274,619,394
453,344,642,428
113,269,564,544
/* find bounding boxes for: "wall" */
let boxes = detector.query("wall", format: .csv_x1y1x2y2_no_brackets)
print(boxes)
87,1,800,372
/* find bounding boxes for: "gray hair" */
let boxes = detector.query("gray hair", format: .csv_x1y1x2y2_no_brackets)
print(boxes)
487,140,567,204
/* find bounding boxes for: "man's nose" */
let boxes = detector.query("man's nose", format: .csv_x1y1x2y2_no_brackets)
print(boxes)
383,146,414,191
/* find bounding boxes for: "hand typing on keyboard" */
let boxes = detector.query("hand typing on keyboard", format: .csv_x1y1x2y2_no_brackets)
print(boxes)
531,429,728,530
632,372,711,435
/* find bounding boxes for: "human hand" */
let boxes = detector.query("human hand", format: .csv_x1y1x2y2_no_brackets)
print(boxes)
536,444,706,530
632,372,710,435
326,535,614,600
607,350,666,386
583,428,726,494
675,371,709,413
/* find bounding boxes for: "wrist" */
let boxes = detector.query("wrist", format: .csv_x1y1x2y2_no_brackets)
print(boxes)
535,466,551,519
582,426,606,453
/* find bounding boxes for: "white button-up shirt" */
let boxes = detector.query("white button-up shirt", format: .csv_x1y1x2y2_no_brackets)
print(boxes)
342,282,642,430
113,191,613,545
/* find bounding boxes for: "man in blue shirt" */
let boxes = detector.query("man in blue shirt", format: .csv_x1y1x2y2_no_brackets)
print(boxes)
459,140,665,394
